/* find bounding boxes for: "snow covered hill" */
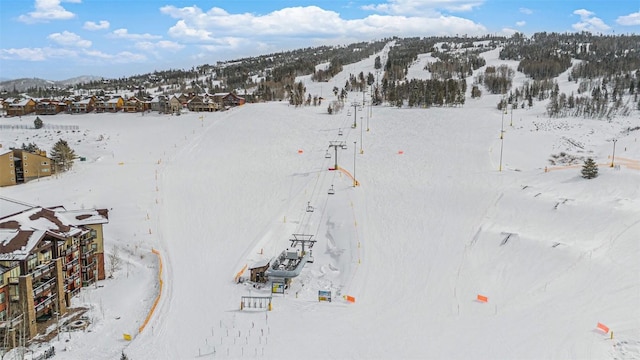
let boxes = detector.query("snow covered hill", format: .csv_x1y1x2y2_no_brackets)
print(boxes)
1,45,638,359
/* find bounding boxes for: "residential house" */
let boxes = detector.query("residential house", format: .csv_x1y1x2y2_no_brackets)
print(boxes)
94,98,107,113
212,93,246,108
0,149,54,186
7,99,36,117
168,95,182,113
0,150,16,187
70,97,95,114
187,95,212,112
150,95,168,113
0,204,108,345
123,97,144,112
104,96,124,113
35,99,66,115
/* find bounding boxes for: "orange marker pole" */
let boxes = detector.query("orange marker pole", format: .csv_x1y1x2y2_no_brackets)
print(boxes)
477,294,488,303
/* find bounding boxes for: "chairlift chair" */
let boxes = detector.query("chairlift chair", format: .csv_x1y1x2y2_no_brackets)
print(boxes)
338,128,343,136
328,185,335,195
341,144,347,150
347,111,351,116
325,150,331,159
306,201,314,212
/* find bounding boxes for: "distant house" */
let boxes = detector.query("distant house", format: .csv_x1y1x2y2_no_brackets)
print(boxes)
150,95,168,113
7,99,36,117
168,96,182,113
187,95,219,112
104,96,124,113
123,97,146,112
212,93,245,108
35,99,66,115
70,97,95,114
94,98,107,113
0,149,54,186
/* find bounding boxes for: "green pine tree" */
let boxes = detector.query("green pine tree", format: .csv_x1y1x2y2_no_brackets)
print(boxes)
581,157,599,179
50,139,77,172
34,117,43,129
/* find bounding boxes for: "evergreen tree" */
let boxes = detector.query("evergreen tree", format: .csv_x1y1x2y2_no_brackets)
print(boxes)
581,157,599,179
34,116,43,129
50,139,77,172
21,142,40,153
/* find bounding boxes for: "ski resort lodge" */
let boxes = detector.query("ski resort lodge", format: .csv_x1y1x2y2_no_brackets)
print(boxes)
0,200,109,347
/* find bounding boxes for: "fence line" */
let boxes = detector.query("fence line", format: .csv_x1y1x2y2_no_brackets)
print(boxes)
0,124,79,130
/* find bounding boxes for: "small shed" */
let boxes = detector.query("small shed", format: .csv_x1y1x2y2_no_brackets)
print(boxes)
249,259,270,283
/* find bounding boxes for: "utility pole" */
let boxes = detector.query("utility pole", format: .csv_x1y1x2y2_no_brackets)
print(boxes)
353,141,357,187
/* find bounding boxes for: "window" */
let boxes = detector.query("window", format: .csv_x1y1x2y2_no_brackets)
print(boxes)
24,162,27,166
42,168,49,173
41,161,48,165
0,310,5,321
9,163,12,167
0,292,5,304
23,155,27,160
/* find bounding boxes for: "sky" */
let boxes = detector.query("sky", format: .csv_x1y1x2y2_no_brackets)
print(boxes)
0,42,639,359
0,0,639,80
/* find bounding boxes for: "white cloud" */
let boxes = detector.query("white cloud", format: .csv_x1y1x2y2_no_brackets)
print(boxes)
362,0,483,14
160,4,487,45
519,7,533,15
572,9,611,32
166,20,214,41
82,49,146,63
616,12,640,26
136,40,185,52
84,20,110,31
108,28,162,40
501,27,518,36
48,31,92,48
516,21,526,27
0,47,77,61
18,0,81,24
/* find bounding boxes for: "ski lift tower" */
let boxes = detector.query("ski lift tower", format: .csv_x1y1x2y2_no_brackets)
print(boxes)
290,234,317,261
350,102,360,128
328,140,347,170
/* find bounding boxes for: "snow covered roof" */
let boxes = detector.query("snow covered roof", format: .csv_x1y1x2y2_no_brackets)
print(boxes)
0,205,108,259
10,98,33,107
0,206,83,237
106,97,122,104
0,228,46,261
54,208,109,226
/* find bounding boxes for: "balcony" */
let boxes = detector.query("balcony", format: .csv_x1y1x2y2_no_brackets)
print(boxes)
66,272,79,283
81,261,96,272
65,245,78,256
66,258,79,270
34,294,56,313
31,261,56,281
9,277,19,285
33,277,57,298
81,248,94,259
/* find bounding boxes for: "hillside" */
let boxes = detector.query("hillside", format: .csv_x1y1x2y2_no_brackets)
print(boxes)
0,35,639,360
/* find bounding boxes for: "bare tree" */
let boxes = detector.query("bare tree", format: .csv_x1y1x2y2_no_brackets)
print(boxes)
108,247,122,278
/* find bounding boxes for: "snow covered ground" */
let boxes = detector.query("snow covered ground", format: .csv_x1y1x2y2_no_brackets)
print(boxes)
1,46,639,359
